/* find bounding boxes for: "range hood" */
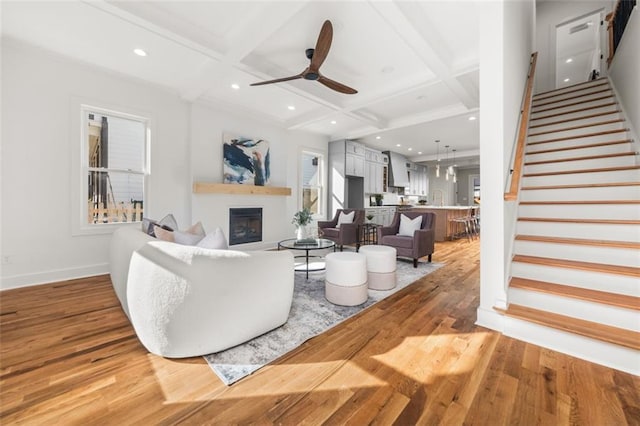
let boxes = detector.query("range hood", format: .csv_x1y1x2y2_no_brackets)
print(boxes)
384,151,410,187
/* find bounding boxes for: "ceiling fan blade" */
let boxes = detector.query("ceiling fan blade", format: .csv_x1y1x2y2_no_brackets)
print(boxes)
318,75,358,94
250,74,303,86
309,20,333,72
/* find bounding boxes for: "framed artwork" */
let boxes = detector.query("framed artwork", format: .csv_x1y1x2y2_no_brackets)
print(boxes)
222,133,270,185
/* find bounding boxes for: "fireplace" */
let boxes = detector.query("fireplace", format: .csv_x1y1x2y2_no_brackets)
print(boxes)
229,208,263,245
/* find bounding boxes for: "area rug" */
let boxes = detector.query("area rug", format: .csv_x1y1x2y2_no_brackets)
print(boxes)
204,257,443,385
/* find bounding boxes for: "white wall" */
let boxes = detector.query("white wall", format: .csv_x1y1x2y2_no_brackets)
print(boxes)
190,102,328,249
1,39,191,289
427,166,455,206
477,0,535,330
535,0,613,94
1,38,328,289
609,6,640,140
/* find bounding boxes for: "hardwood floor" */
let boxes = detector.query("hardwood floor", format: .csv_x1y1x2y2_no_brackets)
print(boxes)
1,238,638,425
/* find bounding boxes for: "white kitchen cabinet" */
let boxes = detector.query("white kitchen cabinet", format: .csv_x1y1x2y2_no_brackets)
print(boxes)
364,148,386,194
346,153,365,177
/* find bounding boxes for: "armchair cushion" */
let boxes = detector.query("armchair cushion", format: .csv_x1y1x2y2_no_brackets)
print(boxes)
398,214,422,236
337,210,355,226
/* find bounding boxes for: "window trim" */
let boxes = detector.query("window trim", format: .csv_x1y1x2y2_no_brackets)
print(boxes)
71,99,151,236
299,148,327,220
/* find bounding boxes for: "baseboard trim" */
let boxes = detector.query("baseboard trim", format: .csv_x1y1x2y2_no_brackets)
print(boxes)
1,263,109,290
504,316,640,375
475,307,505,332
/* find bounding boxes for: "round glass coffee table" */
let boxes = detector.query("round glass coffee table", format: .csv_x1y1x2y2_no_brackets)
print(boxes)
278,238,336,279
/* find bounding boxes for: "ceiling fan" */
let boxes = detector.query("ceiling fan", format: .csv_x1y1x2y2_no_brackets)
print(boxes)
250,20,358,95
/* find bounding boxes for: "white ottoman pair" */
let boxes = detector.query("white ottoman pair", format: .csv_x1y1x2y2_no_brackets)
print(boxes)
324,246,397,306
359,245,397,290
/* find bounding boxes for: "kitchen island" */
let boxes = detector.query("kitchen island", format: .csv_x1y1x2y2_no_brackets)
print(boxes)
407,206,478,241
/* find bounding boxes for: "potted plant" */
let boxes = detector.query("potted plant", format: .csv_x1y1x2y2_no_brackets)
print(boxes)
366,214,374,222
374,194,383,206
292,207,313,240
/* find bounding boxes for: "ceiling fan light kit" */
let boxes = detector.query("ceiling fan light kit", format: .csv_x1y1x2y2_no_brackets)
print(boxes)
250,20,357,95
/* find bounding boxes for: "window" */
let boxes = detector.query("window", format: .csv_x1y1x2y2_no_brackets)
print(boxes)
81,106,148,228
300,151,324,217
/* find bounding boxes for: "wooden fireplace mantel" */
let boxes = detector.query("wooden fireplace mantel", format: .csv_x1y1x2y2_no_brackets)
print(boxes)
192,182,292,196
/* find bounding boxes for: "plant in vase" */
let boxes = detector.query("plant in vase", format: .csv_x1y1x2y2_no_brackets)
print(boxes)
292,207,313,240
366,214,374,222
374,194,383,206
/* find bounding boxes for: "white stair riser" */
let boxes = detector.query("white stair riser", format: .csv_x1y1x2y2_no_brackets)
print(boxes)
521,168,640,186
531,98,617,118
513,240,640,268
524,155,637,174
510,262,640,296
533,82,610,101
527,122,627,144
516,221,640,243
527,131,629,149
528,112,623,134
529,104,620,126
503,317,640,375
518,204,640,220
532,90,614,112
520,185,640,202
526,142,634,162
508,288,640,331
532,85,612,106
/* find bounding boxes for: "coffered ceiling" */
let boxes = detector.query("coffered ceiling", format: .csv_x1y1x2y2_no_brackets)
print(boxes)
1,0,481,162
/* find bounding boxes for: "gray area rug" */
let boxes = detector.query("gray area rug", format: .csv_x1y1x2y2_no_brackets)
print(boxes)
204,256,443,385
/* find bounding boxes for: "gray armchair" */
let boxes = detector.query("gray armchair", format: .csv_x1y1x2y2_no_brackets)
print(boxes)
377,212,436,267
318,209,364,251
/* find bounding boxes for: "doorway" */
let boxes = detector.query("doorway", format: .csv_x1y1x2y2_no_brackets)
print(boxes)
555,10,605,89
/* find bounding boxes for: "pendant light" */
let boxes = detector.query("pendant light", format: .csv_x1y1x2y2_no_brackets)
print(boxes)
435,140,440,178
452,149,457,183
444,145,450,181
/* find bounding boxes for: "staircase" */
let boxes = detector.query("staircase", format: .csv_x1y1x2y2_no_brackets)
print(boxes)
503,78,640,374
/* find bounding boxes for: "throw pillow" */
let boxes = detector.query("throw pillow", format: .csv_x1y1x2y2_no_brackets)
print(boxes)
196,227,229,250
154,221,206,245
397,214,422,237
142,214,178,237
336,211,355,226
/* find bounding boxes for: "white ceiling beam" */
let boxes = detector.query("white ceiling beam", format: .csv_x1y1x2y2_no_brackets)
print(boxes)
368,1,479,109
410,149,480,163
223,2,310,63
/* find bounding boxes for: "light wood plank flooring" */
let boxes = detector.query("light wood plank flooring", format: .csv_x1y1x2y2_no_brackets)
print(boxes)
1,238,638,424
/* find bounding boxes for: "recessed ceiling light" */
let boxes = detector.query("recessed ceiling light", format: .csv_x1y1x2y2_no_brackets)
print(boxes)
566,58,573,63
231,83,240,90
564,78,570,82
376,136,381,140
408,147,413,151
330,120,337,124
418,151,422,155
133,48,147,57
287,105,296,111
468,116,476,121
396,144,401,147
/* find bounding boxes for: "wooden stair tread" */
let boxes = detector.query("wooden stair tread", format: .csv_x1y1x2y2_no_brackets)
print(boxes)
528,119,625,137
524,151,636,166
533,79,608,98
526,139,633,155
532,88,612,108
521,182,640,190
529,110,622,129
530,102,618,122
510,277,640,311
522,165,640,177
532,95,615,114
504,303,640,350
519,199,640,205
515,234,640,250
527,128,629,146
512,254,640,278
518,217,640,225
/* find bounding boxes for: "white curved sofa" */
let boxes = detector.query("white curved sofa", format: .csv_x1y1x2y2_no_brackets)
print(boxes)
109,226,294,358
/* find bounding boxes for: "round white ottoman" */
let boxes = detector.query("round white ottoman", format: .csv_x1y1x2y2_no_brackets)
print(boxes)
359,245,397,290
325,252,368,306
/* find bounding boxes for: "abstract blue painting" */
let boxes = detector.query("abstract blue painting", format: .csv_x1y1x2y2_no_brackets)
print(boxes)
222,133,270,185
